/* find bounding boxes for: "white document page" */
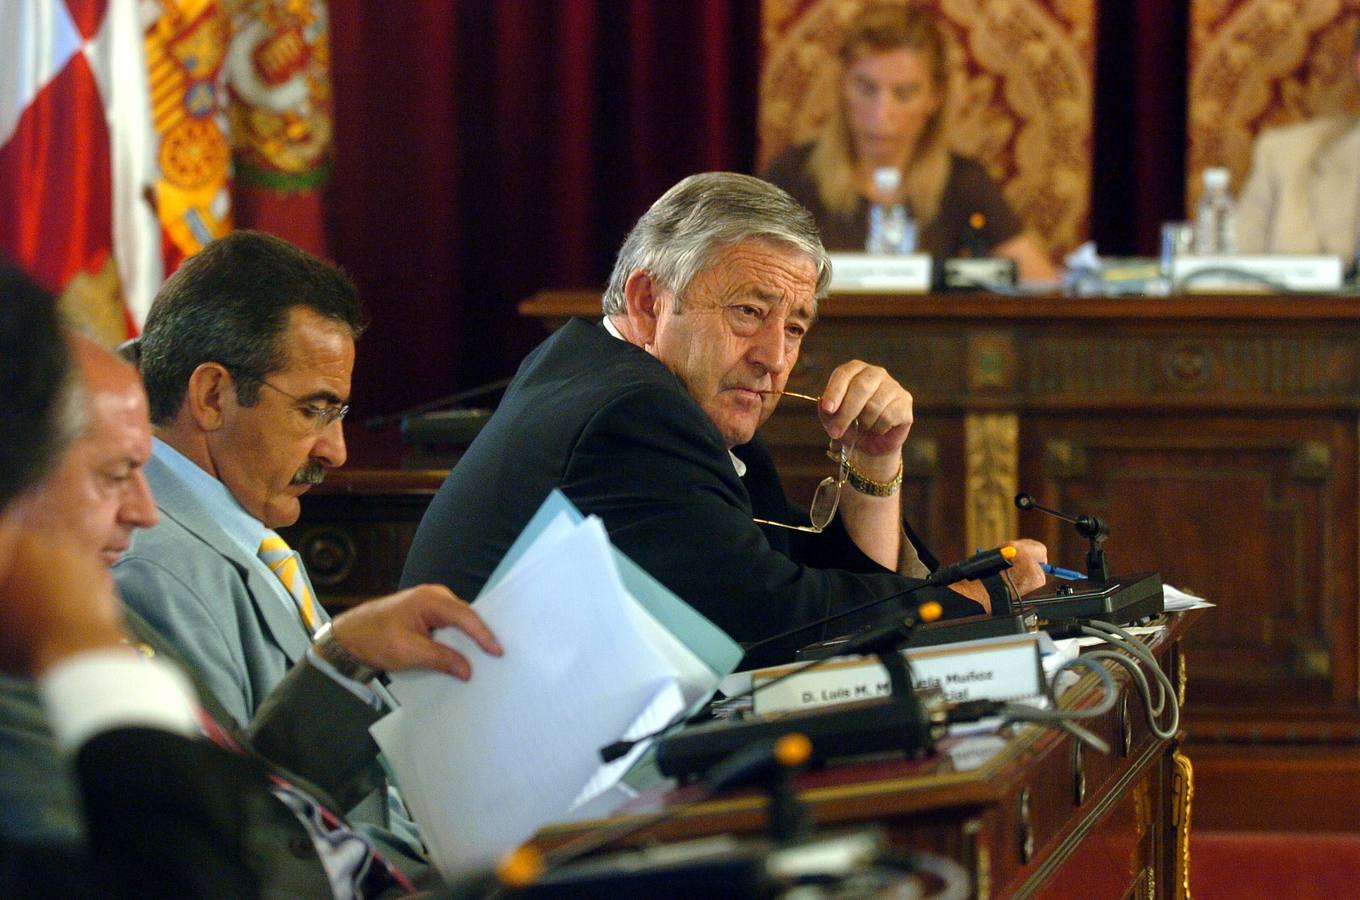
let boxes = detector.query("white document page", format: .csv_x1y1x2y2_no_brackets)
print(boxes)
374,516,681,879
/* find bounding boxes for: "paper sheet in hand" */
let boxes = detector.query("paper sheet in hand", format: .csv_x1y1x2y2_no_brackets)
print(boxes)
484,489,743,677
373,495,741,879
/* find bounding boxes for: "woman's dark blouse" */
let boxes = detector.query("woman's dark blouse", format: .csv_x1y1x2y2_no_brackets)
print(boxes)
762,143,1023,255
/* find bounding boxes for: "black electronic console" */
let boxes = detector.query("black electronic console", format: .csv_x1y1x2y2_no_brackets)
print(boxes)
1021,571,1164,626
655,692,943,784
795,612,1028,661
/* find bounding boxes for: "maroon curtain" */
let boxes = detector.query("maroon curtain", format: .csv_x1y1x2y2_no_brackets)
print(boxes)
327,0,759,449
1091,1,1189,257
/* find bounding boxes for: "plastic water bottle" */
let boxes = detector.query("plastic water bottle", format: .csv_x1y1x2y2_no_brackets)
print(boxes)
865,167,917,254
1193,167,1237,255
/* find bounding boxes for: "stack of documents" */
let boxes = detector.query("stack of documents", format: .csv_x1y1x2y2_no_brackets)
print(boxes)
371,491,742,880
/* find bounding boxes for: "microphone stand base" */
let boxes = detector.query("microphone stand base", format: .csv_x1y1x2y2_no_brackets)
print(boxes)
1022,572,1164,627
656,694,937,784
795,613,1029,661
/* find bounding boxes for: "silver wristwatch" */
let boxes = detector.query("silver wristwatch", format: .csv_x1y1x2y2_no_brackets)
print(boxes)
311,621,381,684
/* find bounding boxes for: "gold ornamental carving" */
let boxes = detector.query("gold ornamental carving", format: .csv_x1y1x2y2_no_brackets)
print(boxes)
965,413,1019,551
1172,748,1195,900
1290,440,1332,480
967,332,1018,392
1044,437,1087,480
760,0,1095,254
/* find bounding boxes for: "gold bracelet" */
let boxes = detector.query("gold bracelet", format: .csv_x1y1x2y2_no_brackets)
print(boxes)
828,450,903,496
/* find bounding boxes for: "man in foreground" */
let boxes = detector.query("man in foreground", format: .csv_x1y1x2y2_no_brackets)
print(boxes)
403,172,1045,666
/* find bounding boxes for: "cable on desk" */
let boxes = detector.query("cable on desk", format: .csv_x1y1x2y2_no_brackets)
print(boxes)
1077,619,1180,740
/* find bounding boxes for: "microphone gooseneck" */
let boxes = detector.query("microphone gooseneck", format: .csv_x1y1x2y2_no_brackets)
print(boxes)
1014,492,1110,582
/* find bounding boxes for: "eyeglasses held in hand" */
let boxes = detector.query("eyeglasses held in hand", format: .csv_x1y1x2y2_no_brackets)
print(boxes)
752,391,858,533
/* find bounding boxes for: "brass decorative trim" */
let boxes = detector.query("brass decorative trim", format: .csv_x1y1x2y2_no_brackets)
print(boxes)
964,818,990,900
1120,693,1133,757
1018,786,1035,864
965,413,1019,551
1176,646,1188,710
1172,749,1194,900
1072,740,1086,806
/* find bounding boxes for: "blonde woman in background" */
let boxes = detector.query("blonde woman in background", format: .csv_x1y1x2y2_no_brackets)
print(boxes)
762,3,1058,282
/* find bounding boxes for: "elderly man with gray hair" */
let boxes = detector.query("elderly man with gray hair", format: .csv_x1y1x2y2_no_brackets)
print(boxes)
403,172,1046,666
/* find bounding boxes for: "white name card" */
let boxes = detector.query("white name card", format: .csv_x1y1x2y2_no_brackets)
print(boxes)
751,633,1044,716
1172,254,1343,292
827,252,932,293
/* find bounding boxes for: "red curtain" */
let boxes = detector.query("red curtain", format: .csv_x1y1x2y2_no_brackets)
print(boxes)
327,0,759,438
1090,1,1189,258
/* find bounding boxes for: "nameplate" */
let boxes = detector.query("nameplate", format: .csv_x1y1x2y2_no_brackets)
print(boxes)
751,633,1044,716
1172,255,1344,292
827,252,932,293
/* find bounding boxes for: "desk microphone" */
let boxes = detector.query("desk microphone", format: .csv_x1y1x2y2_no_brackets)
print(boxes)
1014,492,1107,541
598,600,945,765
599,546,1015,764
362,376,513,430
925,545,1017,586
739,544,1017,663
1014,493,1109,582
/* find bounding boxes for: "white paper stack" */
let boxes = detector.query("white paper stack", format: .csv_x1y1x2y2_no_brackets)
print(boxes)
370,491,742,881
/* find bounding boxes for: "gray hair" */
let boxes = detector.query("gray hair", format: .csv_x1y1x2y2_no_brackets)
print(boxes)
602,172,831,316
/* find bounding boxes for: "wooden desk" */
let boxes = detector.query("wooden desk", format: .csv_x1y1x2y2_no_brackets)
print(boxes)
521,290,1360,828
536,612,1199,899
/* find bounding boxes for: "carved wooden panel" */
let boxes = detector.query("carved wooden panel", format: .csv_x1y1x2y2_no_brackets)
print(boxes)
966,412,1019,550
1019,415,1357,712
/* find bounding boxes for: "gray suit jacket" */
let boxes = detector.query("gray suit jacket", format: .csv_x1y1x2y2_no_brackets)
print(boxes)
1238,114,1360,257
112,456,423,871
115,455,319,728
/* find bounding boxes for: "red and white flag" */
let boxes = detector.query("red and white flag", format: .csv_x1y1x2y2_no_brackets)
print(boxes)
1,0,162,338
2,0,332,341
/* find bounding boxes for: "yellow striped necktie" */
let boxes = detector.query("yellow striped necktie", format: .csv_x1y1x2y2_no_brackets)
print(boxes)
258,532,320,633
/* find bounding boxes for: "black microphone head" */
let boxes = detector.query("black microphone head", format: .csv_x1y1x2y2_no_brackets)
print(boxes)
1075,515,1108,540
1015,492,1035,510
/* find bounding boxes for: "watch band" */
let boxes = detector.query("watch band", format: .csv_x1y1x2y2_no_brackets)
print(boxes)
837,459,903,500
311,621,381,684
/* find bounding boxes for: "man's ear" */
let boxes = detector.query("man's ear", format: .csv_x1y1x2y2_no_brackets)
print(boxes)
184,363,232,432
622,269,666,349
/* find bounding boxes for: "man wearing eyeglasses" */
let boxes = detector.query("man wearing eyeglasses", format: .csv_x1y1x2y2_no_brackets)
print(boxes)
113,231,500,871
403,172,1048,668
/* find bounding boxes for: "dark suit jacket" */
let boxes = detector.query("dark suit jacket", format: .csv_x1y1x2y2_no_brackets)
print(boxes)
0,609,410,898
401,319,980,667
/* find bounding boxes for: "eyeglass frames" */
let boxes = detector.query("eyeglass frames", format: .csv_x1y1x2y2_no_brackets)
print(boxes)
751,391,858,533
255,377,350,431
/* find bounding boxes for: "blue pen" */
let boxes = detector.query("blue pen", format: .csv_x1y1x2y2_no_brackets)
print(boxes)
1042,563,1084,580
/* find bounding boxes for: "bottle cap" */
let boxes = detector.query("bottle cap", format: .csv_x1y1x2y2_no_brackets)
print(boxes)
1202,167,1230,189
872,166,902,195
